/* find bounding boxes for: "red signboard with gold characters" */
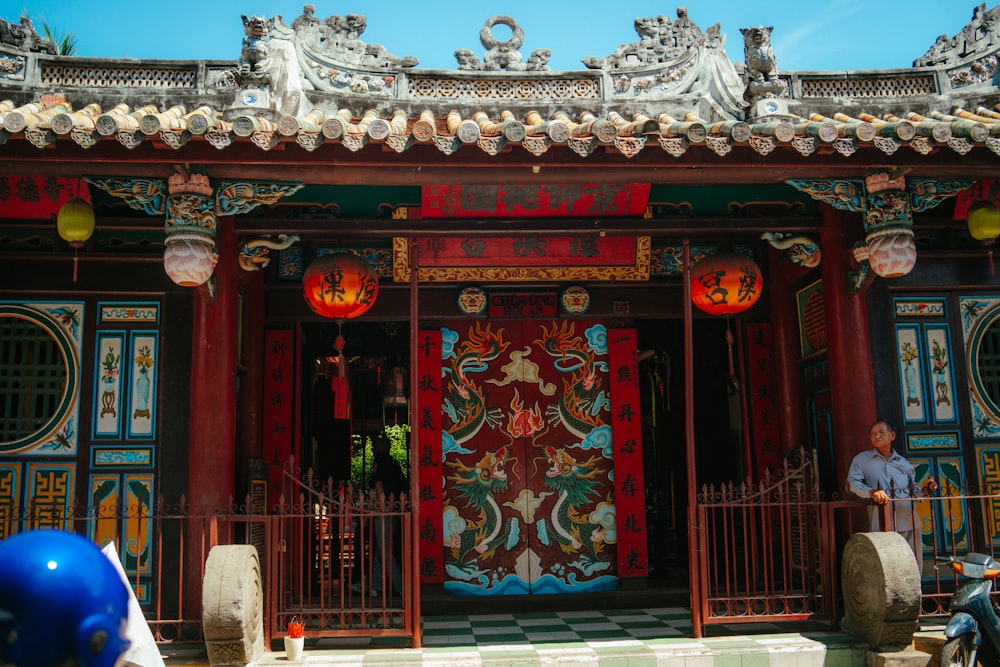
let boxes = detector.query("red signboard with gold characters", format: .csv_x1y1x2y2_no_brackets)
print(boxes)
263,330,294,509
416,330,444,583
420,183,651,218
393,236,651,282
608,329,648,578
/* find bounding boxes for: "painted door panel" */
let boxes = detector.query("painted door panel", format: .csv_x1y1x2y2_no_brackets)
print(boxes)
440,320,618,594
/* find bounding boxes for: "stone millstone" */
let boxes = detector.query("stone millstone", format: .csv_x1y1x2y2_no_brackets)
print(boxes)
201,545,265,666
840,531,921,651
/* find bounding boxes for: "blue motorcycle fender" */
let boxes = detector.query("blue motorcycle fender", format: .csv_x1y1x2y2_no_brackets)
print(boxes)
945,611,980,640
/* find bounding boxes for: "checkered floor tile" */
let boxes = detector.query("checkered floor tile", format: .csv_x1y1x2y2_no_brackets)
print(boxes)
421,607,693,647
245,607,875,666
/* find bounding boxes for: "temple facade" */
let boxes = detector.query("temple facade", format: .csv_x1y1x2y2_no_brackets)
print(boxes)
1,1,1000,636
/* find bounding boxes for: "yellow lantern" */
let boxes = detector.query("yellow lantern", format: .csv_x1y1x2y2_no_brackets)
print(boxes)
967,201,1000,242
56,198,95,247
56,197,95,282
966,200,1000,275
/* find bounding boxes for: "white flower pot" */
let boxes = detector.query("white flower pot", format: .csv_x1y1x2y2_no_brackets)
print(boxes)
283,636,305,661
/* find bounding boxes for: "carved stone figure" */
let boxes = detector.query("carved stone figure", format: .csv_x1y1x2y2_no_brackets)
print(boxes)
525,48,551,72
740,25,788,105
741,26,778,83
581,7,710,70
481,16,525,71
913,2,1000,67
229,14,311,120
290,4,320,31
453,15,547,71
237,15,274,80
454,48,482,71
0,16,57,54
291,7,417,69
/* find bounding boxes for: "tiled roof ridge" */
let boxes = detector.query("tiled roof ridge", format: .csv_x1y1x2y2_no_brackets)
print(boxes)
1,97,998,160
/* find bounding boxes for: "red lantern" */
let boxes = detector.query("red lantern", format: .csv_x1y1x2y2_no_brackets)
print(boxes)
302,252,379,321
691,252,763,316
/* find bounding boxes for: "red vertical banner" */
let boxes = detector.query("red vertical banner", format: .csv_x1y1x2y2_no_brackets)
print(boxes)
608,329,648,578
263,330,294,510
330,358,351,420
745,323,782,477
416,330,444,583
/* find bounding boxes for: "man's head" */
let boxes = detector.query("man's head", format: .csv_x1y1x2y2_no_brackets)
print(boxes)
869,420,896,454
373,434,390,455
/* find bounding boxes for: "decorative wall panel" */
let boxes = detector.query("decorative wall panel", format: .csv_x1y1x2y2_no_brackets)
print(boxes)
91,446,154,467
929,456,969,553
896,325,927,424
961,296,1000,437
0,464,19,538
977,445,1000,550
93,331,125,439
924,325,956,423
98,302,160,324
89,473,155,603
0,302,84,454
25,463,73,530
440,320,619,595
126,332,158,438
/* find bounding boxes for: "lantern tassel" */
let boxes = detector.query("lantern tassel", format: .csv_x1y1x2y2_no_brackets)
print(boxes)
990,246,996,277
72,248,79,283
334,320,345,356
725,321,735,376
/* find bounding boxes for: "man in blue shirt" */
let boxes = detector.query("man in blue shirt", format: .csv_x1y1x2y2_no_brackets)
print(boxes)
847,420,937,564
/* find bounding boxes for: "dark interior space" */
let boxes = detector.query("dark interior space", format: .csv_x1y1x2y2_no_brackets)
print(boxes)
296,317,748,598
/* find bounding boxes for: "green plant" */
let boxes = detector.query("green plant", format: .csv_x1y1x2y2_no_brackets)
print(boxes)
40,19,77,56
349,424,410,489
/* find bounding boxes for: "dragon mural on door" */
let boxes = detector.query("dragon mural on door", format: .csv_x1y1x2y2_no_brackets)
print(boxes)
440,319,619,595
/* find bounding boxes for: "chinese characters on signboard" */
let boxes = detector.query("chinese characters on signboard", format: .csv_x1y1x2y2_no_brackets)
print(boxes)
745,323,782,477
392,236,651,282
263,330,293,509
421,183,651,218
416,330,444,583
608,329,648,578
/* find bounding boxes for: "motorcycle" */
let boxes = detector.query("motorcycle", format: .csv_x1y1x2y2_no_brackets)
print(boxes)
939,552,1000,667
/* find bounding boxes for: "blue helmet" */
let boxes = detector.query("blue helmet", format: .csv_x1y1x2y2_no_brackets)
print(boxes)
0,530,131,667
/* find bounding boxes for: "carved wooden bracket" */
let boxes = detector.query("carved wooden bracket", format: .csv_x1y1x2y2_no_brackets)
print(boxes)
787,174,972,292
86,165,304,289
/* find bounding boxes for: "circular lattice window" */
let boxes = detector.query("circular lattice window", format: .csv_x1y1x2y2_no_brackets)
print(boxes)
968,304,1000,424
0,305,78,453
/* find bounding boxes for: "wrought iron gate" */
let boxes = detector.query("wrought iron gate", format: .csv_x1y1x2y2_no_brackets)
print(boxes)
695,450,839,631
269,462,415,643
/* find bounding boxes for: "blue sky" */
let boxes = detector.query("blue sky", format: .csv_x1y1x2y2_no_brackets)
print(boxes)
1,1,985,72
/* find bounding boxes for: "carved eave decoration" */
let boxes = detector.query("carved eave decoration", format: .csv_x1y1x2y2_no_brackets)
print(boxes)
787,175,973,292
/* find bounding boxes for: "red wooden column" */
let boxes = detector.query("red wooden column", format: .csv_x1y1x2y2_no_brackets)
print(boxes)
239,268,265,492
819,206,877,479
767,248,808,455
189,217,238,517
